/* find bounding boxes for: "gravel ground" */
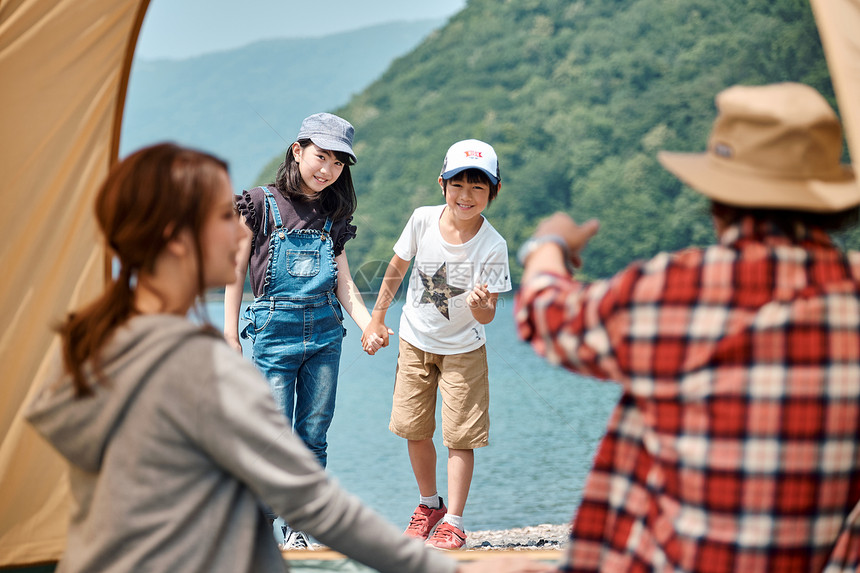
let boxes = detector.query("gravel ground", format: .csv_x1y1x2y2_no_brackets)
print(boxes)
464,523,570,550
299,523,570,552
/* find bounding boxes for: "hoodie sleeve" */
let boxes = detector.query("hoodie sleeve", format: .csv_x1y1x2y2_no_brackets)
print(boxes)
176,338,456,573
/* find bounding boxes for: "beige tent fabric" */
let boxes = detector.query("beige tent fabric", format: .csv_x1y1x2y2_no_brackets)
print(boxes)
811,0,860,170
0,0,148,565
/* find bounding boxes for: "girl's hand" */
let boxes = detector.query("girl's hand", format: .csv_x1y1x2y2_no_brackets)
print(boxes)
361,319,393,355
225,334,243,354
467,283,491,310
362,332,384,355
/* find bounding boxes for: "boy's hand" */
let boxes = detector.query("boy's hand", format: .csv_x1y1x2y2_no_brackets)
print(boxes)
361,318,394,355
362,332,384,355
467,283,492,310
467,283,498,324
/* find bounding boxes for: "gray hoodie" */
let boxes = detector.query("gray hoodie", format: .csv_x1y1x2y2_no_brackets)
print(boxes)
26,314,456,573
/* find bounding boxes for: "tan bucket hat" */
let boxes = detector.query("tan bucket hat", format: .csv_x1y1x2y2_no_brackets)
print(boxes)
658,82,858,212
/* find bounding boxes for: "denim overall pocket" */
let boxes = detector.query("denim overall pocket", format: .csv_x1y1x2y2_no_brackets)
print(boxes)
240,303,276,340
328,297,347,337
287,250,320,277
240,305,257,342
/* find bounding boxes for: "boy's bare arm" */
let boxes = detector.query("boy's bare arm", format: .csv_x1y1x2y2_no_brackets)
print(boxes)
467,284,498,324
362,254,410,349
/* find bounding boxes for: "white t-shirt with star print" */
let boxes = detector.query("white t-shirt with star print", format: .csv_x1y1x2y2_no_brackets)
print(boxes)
393,204,511,355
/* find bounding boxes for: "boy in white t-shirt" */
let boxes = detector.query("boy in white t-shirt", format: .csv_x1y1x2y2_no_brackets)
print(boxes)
363,139,511,550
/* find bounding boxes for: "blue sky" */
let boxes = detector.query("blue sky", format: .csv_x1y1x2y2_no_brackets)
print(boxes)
136,0,467,60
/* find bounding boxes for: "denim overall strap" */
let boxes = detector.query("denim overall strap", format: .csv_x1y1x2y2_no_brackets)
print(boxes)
263,188,284,231
259,188,284,297
321,217,335,292
320,217,335,290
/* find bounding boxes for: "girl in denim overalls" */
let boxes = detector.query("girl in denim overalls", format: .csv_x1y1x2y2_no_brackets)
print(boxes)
224,113,384,547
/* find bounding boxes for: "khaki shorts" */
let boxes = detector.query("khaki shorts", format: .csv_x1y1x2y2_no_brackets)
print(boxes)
389,338,489,449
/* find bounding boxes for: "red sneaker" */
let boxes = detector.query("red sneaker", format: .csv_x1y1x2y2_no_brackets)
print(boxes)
426,522,466,550
403,500,447,540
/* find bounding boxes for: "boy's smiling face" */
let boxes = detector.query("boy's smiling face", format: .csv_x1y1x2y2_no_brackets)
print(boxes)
439,174,491,225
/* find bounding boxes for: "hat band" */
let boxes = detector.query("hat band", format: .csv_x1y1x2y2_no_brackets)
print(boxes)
707,152,852,184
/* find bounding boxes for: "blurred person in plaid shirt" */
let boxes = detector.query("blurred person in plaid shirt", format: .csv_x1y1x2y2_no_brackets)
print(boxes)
515,83,860,572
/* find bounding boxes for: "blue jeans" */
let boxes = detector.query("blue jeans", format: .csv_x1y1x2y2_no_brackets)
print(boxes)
246,295,345,467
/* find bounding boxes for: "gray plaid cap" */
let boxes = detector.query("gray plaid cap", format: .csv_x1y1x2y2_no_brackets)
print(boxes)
296,113,356,164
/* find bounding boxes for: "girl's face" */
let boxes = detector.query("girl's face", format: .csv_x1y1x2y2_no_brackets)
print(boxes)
292,142,345,196
201,170,247,288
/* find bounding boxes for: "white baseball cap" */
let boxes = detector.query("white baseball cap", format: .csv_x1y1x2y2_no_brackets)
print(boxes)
440,139,500,185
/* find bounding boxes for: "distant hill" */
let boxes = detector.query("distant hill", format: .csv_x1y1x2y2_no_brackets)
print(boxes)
120,19,444,189
256,0,844,283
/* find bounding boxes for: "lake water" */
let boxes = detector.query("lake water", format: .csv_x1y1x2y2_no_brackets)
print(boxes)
208,296,621,533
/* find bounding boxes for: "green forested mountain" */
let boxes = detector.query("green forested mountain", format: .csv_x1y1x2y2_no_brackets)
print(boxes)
121,19,443,190
256,0,847,284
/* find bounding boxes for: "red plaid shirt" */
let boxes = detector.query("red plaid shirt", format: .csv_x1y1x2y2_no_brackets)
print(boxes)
515,217,860,572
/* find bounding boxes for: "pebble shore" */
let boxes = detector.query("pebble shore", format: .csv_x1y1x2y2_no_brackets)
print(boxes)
464,523,570,550
300,523,570,552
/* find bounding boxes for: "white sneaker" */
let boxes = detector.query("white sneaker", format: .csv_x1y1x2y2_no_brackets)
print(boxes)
281,528,314,550
272,516,287,545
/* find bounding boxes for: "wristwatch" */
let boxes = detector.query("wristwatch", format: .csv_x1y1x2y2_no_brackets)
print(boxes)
517,234,575,273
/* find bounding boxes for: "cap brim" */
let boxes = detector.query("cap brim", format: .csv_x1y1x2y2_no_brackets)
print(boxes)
441,166,499,185
658,151,859,212
309,136,356,164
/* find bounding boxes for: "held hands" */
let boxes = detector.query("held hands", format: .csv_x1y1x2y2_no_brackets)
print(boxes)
361,318,394,356
362,332,385,355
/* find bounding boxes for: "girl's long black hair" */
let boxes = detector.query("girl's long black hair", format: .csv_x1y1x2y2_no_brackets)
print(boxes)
273,139,357,221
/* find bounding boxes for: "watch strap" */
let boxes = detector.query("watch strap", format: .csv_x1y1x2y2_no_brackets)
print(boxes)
517,234,572,270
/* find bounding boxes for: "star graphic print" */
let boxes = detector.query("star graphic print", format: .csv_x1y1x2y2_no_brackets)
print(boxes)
418,263,466,320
